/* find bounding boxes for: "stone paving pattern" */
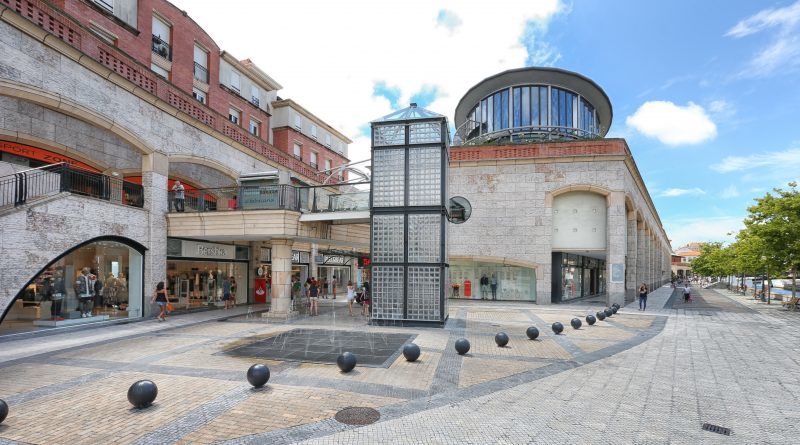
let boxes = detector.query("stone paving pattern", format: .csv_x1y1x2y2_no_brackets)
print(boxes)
0,287,797,444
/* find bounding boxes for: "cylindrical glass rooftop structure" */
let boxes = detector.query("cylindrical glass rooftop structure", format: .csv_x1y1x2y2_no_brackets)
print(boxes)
454,67,612,145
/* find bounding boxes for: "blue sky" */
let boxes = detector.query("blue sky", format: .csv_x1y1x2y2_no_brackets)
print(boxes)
173,0,800,248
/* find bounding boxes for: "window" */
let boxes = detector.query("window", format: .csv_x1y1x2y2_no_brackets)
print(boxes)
325,159,332,171
230,71,241,93
193,45,209,83
89,22,117,46
249,118,260,137
336,141,343,154
324,134,331,147
310,152,318,169
293,143,302,160
93,0,113,13
294,114,302,130
150,63,169,79
151,15,171,60
250,85,260,107
192,87,206,104
311,124,317,139
229,107,241,125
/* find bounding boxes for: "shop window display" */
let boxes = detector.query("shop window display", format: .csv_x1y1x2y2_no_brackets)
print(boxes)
166,261,247,309
449,261,536,302
1,240,143,335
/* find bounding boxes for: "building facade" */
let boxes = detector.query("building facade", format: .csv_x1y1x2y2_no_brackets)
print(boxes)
0,0,365,334
447,68,672,305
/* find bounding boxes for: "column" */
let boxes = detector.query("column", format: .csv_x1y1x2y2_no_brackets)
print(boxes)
637,222,646,289
606,192,627,307
141,152,169,318
267,239,293,317
310,242,318,280
626,211,638,303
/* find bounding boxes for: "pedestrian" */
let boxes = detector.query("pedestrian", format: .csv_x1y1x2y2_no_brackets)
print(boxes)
172,180,185,212
346,280,356,316
332,275,338,300
322,277,329,299
638,283,648,311
362,281,371,316
222,276,232,309
309,278,319,315
490,273,498,300
151,281,168,321
683,283,691,303
480,273,489,300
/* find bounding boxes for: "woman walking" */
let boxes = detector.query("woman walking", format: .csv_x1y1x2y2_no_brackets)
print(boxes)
151,281,168,321
362,281,371,316
638,283,648,311
346,280,356,316
222,276,232,310
309,279,320,316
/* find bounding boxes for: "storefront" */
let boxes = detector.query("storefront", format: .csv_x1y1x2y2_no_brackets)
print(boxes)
166,238,249,310
315,253,353,297
449,260,536,302
357,256,372,288
552,252,606,302
0,238,144,335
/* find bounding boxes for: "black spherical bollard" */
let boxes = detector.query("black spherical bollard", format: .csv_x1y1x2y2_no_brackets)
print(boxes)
611,305,619,314
0,399,7,424
495,332,509,347
337,352,357,373
586,314,597,325
455,338,471,355
552,322,564,334
570,318,582,329
612,303,620,310
526,326,540,340
247,364,270,388
127,380,158,409
403,343,421,362
604,308,613,318
596,311,606,321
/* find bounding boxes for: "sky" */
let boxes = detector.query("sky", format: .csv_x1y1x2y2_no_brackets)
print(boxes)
169,0,800,249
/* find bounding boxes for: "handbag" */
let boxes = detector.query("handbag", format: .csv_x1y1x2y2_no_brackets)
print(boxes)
166,303,174,312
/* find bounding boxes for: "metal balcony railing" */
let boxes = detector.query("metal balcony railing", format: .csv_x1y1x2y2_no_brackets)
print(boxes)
193,62,209,83
454,118,601,146
151,35,171,61
0,163,144,209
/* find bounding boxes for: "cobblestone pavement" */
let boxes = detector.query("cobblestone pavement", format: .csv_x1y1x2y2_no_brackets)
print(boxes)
0,287,798,444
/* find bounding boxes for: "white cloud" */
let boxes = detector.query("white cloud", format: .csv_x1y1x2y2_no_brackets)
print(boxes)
720,185,739,199
708,99,734,116
726,1,800,77
168,0,564,166
711,148,800,172
658,188,706,198
665,216,743,250
625,101,717,145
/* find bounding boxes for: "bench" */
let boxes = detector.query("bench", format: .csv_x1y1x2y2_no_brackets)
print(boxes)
781,296,799,311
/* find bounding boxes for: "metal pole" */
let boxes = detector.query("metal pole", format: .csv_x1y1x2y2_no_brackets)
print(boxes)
767,264,770,304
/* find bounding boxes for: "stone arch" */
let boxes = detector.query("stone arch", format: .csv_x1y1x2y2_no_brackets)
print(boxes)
0,132,108,172
545,184,612,207
550,186,610,251
0,80,156,155
166,154,239,183
0,234,147,323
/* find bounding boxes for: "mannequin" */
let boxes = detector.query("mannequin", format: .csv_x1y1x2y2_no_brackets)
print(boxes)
75,267,94,318
207,269,215,302
51,269,65,320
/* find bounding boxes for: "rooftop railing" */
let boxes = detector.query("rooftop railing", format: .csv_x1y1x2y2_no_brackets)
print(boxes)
0,163,144,210
454,119,600,146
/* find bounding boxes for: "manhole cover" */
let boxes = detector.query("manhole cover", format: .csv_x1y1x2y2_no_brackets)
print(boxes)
335,407,380,425
702,423,731,436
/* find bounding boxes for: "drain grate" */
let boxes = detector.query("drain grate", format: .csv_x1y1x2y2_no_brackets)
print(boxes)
702,423,731,436
335,407,380,425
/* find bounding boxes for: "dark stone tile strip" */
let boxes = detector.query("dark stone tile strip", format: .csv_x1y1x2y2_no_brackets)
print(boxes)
525,310,584,357
4,369,114,405
215,309,667,445
429,308,467,394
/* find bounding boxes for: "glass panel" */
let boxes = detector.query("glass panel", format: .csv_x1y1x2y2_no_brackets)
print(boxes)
409,122,441,144
372,149,405,207
372,266,404,320
408,147,441,206
559,89,567,127
481,99,488,134
531,87,539,126
501,89,509,129
449,261,536,301
407,266,441,321
512,87,521,127
486,97,493,133
408,214,441,262
521,87,530,126
540,87,548,126
371,214,405,263
373,124,405,146
493,93,502,131
167,261,247,308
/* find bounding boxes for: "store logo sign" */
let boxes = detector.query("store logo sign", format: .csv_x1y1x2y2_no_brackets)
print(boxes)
181,240,235,259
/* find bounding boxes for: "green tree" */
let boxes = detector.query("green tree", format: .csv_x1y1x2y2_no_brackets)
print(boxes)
744,182,800,299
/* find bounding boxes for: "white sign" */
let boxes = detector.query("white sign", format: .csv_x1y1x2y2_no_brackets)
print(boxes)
610,263,624,283
181,240,235,260
260,247,271,262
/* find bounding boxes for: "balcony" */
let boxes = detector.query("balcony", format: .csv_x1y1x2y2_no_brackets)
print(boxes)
251,96,260,107
193,62,209,84
151,35,171,61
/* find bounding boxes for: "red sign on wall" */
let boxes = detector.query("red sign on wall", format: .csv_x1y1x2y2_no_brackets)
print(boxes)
0,141,99,172
254,278,268,303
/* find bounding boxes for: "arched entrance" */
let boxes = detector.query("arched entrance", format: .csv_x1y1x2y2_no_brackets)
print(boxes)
0,236,146,336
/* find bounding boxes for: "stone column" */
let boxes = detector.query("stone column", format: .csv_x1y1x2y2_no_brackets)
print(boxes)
266,239,294,317
626,211,638,303
141,152,169,318
637,222,646,289
606,192,627,307
310,242,318,280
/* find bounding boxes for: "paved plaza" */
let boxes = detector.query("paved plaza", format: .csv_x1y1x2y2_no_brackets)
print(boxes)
0,286,798,444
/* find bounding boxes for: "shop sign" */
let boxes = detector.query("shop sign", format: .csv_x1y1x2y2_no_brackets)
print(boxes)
260,247,271,262
0,141,99,172
181,240,236,260
291,250,310,264
323,255,347,265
